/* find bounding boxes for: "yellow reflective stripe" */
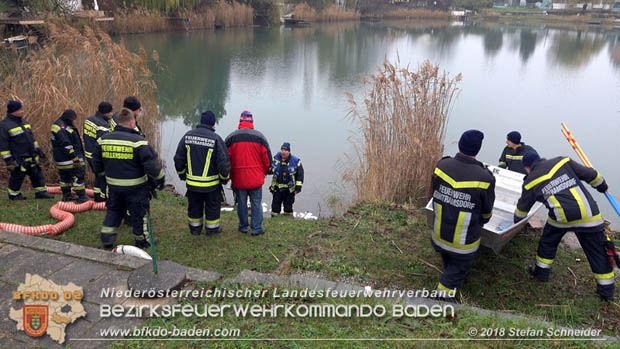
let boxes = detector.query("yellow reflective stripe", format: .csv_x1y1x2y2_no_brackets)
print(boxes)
106,175,148,186
499,161,507,166
101,226,117,234
536,255,553,265
177,169,186,175
206,218,220,225
277,184,290,188
437,282,456,297
188,217,202,223
187,174,219,181
434,168,490,189
219,173,230,180
8,127,24,135
295,181,303,186
153,169,164,180
589,173,603,187
524,158,570,190
453,211,467,245
570,187,587,220
548,195,567,222
482,210,493,218
23,124,31,129
594,272,614,280
50,124,61,133
8,188,20,194
548,213,603,227
187,179,220,188
202,148,213,177
434,203,442,235
97,139,148,147
1,150,10,156
515,207,528,217
505,155,523,159
186,145,192,176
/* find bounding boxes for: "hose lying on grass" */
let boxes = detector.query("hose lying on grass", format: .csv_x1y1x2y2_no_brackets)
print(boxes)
0,186,106,236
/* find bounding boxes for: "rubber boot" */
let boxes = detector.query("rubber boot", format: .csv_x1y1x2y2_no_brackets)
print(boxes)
9,193,26,200
35,191,54,199
75,189,90,204
135,236,160,249
61,187,77,202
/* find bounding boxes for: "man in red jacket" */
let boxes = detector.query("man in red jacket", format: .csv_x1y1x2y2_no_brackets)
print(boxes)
225,111,272,235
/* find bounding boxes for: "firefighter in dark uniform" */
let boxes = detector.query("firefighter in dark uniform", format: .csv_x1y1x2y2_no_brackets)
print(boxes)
109,96,144,136
174,110,230,235
431,130,495,299
50,109,89,203
270,142,304,216
514,150,614,301
92,108,165,249
0,100,53,200
83,102,113,202
498,131,536,175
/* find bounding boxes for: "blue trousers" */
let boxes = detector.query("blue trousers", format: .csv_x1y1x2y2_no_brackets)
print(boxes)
234,187,263,233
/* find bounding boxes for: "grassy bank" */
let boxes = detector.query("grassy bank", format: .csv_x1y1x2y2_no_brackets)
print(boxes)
476,9,616,28
0,188,619,337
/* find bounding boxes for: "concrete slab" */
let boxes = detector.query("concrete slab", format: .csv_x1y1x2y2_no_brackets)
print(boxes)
126,261,186,298
224,269,288,285
83,271,132,306
0,249,76,284
48,260,115,288
184,267,221,282
289,274,337,291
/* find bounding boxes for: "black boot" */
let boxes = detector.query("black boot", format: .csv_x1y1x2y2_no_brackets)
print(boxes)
9,194,26,200
75,190,90,204
35,191,54,199
61,187,76,202
135,236,160,249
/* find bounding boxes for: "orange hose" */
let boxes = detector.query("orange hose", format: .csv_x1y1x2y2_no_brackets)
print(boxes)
0,186,106,236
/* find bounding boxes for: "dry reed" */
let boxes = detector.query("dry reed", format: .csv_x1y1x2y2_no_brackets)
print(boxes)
292,3,360,22
214,1,254,27
0,24,160,185
381,9,450,20
345,60,461,205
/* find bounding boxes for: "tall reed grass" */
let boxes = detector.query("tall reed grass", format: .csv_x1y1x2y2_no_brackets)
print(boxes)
0,24,160,185
292,3,360,22
102,2,253,35
345,60,461,205
381,8,450,20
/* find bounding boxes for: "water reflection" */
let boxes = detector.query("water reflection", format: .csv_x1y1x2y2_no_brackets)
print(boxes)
120,21,619,227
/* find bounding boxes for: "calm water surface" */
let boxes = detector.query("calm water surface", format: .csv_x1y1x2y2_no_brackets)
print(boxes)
124,21,620,227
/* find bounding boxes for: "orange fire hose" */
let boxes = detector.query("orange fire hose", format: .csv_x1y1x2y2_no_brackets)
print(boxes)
0,186,106,236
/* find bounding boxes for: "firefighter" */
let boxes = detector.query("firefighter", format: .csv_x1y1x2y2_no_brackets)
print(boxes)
50,109,89,203
514,150,614,301
270,142,304,216
174,110,230,235
83,102,113,202
498,131,536,174
92,108,164,249
0,100,53,200
109,96,144,136
431,130,495,301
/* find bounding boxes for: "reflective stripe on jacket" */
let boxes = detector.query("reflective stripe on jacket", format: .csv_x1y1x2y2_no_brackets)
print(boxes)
83,112,111,160
514,156,606,231
91,125,163,191
51,117,84,169
174,124,231,193
498,143,536,175
432,153,496,254
270,152,304,193
0,114,40,165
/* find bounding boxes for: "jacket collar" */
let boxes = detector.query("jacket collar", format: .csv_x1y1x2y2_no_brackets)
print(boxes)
455,152,481,165
238,121,254,130
6,114,23,123
95,111,111,120
114,125,141,135
197,124,215,131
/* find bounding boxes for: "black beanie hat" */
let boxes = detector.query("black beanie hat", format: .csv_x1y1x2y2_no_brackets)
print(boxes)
61,109,77,121
507,131,521,144
123,96,141,112
7,100,22,113
458,130,484,157
200,110,216,126
98,101,113,114
281,142,291,151
522,150,540,168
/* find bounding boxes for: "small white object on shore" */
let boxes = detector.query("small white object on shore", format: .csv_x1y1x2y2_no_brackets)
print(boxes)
113,245,152,260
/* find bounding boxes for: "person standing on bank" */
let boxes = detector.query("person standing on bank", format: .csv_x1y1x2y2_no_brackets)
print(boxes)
92,108,165,249
431,130,495,300
0,100,53,200
110,96,145,136
174,110,230,236
514,150,614,301
498,131,536,175
83,102,113,202
270,142,304,216
225,110,272,236
50,109,89,203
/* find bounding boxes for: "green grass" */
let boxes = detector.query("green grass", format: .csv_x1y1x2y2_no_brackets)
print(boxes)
1,189,619,337
109,282,607,348
488,8,547,14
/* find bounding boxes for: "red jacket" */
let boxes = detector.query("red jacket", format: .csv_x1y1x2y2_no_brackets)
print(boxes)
225,122,272,189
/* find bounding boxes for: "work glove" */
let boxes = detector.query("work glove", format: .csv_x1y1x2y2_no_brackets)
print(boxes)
269,186,276,194
597,182,608,193
295,186,302,194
